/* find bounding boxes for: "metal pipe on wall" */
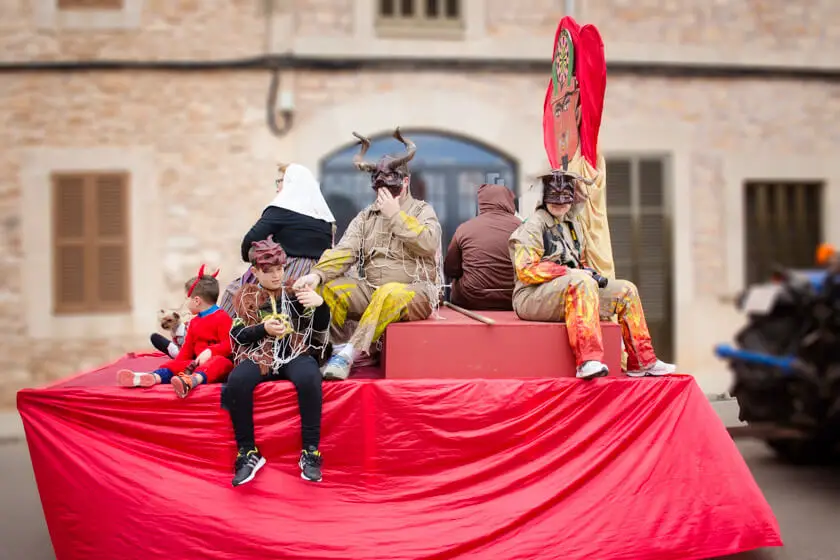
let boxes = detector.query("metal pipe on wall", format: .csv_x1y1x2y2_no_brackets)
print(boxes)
2,55,838,81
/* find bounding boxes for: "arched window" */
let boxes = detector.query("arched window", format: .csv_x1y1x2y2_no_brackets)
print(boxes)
319,130,518,251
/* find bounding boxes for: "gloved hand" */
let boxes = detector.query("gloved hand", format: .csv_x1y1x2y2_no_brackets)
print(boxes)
584,267,609,289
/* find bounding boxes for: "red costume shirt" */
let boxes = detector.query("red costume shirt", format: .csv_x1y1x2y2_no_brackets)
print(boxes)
174,305,233,361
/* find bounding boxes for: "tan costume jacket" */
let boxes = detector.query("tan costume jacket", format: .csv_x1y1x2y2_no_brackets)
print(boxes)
313,194,441,288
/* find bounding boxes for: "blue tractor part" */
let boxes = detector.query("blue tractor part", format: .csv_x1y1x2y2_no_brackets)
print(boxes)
714,344,797,375
797,269,827,291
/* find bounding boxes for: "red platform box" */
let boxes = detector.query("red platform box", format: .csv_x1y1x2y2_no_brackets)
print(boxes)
382,308,622,379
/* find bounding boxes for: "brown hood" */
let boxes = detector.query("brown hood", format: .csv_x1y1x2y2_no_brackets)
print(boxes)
477,184,516,215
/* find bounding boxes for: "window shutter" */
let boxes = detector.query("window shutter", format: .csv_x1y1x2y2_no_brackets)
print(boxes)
637,159,668,322
52,176,87,312
744,182,823,285
95,174,130,308
52,172,130,314
606,159,633,279
605,156,672,362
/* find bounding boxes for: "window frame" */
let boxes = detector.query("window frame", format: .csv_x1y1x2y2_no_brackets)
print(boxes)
51,171,132,315
57,0,124,9
375,0,465,39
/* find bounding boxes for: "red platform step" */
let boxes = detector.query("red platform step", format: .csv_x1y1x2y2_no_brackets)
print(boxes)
382,308,622,379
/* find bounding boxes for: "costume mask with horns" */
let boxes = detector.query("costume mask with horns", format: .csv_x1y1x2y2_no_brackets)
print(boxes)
351,127,417,198
540,169,595,206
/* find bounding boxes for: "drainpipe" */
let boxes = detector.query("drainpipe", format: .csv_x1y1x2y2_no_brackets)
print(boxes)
564,0,575,18
264,0,294,138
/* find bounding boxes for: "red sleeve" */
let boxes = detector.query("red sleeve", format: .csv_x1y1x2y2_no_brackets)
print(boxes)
207,311,233,357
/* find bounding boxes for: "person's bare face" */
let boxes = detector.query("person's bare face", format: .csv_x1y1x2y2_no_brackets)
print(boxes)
546,203,571,218
253,264,285,290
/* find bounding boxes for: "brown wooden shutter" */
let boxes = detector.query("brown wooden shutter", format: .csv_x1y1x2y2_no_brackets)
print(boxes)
57,0,124,9
52,172,130,314
606,159,633,279
744,182,823,285
95,174,130,309
636,159,668,323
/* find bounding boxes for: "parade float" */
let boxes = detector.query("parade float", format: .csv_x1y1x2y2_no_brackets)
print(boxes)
17,16,781,560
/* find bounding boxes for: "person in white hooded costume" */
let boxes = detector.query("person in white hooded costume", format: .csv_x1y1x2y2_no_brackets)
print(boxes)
220,163,336,317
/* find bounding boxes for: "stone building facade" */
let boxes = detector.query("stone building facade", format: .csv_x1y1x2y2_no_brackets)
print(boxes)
2,0,839,406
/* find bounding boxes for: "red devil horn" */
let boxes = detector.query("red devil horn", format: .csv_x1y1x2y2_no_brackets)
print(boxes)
196,264,206,278
211,268,220,278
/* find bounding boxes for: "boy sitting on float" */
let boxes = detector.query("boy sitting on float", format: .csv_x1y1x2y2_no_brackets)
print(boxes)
117,266,235,397
225,235,330,486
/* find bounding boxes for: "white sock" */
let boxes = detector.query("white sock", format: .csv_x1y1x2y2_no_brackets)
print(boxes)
167,342,179,358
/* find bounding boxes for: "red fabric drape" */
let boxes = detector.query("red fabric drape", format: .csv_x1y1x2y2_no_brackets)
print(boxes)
19,354,781,560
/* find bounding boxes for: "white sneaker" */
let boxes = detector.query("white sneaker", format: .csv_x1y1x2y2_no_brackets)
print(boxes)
116,369,157,388
576,360,609,380
322,354,351,381
626,359,676,378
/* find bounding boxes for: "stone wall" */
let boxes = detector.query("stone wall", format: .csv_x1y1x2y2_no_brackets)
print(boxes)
584,0,840,53
2,0,840,405
2,67,840,405
5,1,837,63
1,0,266,61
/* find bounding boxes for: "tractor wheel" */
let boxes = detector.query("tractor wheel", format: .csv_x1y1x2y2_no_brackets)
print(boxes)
765,437,836,465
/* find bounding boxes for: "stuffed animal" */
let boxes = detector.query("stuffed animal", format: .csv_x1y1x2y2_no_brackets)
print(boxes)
151,310,190,359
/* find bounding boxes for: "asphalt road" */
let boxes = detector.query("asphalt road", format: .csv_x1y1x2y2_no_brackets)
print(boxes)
1,437,838,560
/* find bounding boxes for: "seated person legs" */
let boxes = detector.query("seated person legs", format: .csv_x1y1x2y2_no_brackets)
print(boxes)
513,269,608,379
224,355,323,487
319,277,432,380
597,279,675,376
119,355,233,394
150,333,179,359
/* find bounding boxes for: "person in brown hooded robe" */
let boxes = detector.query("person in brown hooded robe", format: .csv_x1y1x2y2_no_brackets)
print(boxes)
444,184,522,311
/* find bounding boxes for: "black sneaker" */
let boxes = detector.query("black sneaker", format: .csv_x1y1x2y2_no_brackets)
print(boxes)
299,447,323,482
232,448,266,487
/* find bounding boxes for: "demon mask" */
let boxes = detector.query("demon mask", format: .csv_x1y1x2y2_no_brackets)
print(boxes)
351,127,417,198
541,170,594,206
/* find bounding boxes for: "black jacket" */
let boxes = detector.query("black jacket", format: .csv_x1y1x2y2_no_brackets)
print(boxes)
241,206,332,262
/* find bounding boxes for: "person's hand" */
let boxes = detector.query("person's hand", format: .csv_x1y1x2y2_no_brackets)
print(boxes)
195,348,212,366
293,273,321,292
264,319,287,337
376,188,401,219
296,288,324,308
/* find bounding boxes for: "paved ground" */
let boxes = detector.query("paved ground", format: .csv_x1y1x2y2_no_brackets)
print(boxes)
2,403,837,560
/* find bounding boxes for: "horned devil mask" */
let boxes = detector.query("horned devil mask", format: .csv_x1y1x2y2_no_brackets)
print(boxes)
352,127,417,198
541,170,595,206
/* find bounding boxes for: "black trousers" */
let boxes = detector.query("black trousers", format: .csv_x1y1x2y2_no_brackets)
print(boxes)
222,355,322,451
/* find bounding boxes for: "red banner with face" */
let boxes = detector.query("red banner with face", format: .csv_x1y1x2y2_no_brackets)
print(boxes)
542,17,607,171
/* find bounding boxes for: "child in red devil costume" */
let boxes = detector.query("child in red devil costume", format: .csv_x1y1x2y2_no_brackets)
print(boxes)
117,266,234,398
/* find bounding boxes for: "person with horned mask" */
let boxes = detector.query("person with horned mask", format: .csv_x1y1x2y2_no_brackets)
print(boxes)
293,128,442,381
509,170,676,379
